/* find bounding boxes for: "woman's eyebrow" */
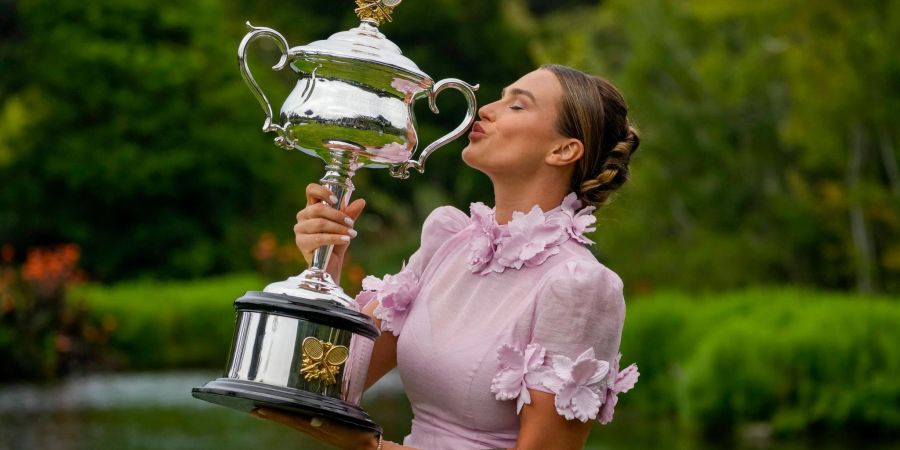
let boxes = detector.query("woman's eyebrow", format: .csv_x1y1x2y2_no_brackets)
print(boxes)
500,87,538,105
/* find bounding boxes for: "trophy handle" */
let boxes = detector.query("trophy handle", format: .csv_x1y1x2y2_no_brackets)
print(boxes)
238,22,294,149
390,78,480,179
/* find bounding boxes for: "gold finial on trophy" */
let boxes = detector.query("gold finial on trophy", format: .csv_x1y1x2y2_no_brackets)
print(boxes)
355,0,401,26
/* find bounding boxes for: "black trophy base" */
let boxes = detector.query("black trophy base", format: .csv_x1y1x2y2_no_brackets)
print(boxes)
192,378,381,434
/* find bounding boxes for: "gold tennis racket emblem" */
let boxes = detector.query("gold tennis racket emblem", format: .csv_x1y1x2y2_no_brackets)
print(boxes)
300,337,350,386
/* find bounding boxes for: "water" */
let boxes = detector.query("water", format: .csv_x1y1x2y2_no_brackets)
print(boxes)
0,371,406,450
0,372,896,450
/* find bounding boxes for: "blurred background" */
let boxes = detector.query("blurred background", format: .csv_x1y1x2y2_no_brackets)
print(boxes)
1,0,899,448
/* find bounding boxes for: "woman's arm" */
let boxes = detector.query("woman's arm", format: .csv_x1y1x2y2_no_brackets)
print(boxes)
361,299,399,390
293,183,397,384
514,389,593,449
253,407,419,449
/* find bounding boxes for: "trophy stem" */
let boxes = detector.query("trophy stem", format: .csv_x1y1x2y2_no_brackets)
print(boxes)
264,143,362,309
309,142,360,276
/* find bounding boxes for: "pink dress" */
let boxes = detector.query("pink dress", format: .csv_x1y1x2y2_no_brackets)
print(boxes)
356,194,639,450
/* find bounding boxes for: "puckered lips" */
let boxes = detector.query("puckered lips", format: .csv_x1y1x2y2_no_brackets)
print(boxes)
468,121,487,140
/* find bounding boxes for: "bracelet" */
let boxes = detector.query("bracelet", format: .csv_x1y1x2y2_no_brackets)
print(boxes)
375,434,384,450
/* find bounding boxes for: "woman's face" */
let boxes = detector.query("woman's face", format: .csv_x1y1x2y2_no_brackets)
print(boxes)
462,69,568,179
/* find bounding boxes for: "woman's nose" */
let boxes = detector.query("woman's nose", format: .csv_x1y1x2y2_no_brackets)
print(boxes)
478,100,497,121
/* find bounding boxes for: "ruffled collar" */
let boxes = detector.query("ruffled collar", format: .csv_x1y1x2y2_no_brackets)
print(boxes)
467,193,596,275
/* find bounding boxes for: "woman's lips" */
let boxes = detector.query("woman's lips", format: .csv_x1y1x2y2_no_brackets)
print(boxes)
468,121,486,140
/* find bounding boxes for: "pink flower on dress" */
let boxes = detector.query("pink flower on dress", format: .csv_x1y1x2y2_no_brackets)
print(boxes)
559,193,597,245
490,343,550,413
354,266,420,336
467,202,502,274
354,275,382,309
540,348,610,422
599,353,639,424
463,194,596,275
494,206,566,270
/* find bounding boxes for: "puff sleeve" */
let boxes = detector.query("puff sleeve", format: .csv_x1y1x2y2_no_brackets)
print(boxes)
489,260,639,423
355,206,468,335
531,260,625,365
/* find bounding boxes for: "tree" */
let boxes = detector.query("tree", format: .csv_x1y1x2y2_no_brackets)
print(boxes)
519,0,900,293
0,0,533,281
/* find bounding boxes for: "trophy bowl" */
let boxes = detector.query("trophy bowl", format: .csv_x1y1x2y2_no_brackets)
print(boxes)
192,0,479,433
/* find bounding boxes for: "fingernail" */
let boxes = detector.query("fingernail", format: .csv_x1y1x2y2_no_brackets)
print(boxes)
310,417,323,427
329,195,338,204
347,229,358,238
344,217,355,226
340,235,350,242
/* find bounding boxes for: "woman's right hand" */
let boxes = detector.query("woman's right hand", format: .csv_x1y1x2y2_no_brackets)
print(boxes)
294,183,366,270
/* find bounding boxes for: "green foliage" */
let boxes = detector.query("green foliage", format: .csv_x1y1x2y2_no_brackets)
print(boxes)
73,273,264,369
0,0,300,280
523,0,900,294
0,0,530,282
620,288,900,434
70,276,900,434
6,0,897,294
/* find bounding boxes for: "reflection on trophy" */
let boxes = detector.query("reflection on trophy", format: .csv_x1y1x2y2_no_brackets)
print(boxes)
192,0,479,433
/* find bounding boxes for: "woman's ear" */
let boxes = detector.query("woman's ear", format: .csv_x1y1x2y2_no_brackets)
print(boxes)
546,138,584,166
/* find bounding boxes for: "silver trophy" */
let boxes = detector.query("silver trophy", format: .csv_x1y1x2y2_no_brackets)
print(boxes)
192,0,479,433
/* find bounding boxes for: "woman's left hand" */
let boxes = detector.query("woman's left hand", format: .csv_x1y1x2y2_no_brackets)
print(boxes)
252,408,380,450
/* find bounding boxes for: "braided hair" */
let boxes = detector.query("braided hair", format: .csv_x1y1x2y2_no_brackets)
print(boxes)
541,64,640,207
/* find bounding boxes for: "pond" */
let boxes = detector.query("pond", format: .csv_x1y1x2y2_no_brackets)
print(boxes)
0,371,894,450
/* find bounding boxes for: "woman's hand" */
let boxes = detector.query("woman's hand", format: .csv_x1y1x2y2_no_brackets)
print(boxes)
295,183,366,278
252,408,380,450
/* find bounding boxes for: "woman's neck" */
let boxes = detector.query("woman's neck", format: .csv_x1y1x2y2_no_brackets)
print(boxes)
491,178,570,225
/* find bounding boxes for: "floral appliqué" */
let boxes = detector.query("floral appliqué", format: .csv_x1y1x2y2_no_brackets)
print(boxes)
468,202,504,274
490,343,550,413
490,344,638,424
558,193,597,245
355,265,419,336
599,353,640,424
467,193,597,275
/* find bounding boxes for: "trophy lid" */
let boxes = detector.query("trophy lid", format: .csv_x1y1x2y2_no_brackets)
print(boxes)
291,0,427,79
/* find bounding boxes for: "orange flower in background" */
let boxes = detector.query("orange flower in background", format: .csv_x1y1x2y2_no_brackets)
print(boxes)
252,231,305,279
252,232,277,262
21,244,84,288
277,244,304,266
2,242,106,380
346,262,366,287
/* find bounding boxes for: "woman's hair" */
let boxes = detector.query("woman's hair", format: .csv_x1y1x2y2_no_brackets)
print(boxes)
541,64,640,207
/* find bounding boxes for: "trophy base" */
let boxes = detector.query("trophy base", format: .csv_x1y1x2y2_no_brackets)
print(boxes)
192,290,381,434
192,378,382,433
264,269,357,310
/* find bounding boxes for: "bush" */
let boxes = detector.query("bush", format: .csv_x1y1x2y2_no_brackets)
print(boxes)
0,244,111,381
620,288,900,435
70,279,900,435
75,273,265,370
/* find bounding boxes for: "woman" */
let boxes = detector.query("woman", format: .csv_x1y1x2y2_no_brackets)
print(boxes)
254,64,640,450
